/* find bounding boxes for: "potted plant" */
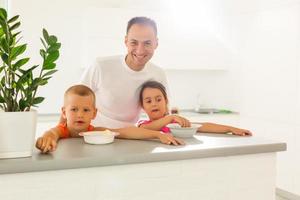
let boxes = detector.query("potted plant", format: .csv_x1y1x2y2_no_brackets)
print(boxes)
0,8,61,158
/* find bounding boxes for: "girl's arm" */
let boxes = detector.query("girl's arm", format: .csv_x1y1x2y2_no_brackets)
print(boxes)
139,115,191,131
110,126,185,145
198,122,252,136
35,127,61,153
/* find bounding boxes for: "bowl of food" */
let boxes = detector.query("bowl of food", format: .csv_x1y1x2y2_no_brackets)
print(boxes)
80,130,118,144
167,123,200,138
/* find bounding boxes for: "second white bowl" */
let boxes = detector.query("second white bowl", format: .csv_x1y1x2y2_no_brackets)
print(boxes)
167,123,200,138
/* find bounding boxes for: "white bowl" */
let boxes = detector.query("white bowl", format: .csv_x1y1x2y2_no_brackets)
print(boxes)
80,130,118,144
167,123,200,138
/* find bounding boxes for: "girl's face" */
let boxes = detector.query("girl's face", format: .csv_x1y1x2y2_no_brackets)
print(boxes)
62,94,97,132
141,87,168,121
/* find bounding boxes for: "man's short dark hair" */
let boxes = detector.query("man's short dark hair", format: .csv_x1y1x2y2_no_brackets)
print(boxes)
126,16,157,36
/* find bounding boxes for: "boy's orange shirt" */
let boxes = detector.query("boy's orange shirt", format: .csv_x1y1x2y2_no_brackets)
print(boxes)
57,123,94,138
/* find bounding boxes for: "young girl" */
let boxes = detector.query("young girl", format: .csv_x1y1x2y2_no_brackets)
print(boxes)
138,81,252,136
36,85,184,153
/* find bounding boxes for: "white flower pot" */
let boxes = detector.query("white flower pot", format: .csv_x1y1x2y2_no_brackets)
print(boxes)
0,110,37,158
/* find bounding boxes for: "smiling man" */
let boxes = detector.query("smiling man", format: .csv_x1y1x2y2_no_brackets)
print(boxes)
80,17,168,128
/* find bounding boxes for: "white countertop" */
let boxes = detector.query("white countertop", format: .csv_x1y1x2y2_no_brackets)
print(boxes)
0,133,286,174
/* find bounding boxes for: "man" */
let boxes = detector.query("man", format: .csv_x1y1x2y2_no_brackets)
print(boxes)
80,17,168,128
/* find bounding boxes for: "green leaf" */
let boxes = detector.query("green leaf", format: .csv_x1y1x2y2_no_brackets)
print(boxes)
42,69,57,78
42,29,49,43
45,50,59,63
0,37,9,52
9,22,20,31
12,31,21,39
43,50,59,70
33,97,44,104
43,62,56,70
30,77,42,88
10,44,27,60
0,66,4,74
13,57,30,69
40,38,47,49
1,53,9,65
0,28,4,37
0,19,8,34
7,15,19,24
40,49,46,59
0,95,5,103
12,81,17,89
47,43,61,53
48,35,57,45
18,68,26,74
40,79,48,85
43,77,51,81
18,99,27,111
17,65,39,84
0,8,7,20
1,76,5,86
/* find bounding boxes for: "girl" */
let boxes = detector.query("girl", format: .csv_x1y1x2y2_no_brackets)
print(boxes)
138,81,252,136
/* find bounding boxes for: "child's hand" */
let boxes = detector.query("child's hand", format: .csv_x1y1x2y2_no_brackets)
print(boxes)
230,127,252,136
36,135,57,153
171,115,191,127
158,133,185,145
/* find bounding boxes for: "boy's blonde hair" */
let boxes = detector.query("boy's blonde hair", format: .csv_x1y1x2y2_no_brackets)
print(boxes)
64,84,96,106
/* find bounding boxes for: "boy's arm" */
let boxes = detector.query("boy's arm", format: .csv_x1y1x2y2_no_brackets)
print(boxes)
198,122,252,136
36,127,61,153
139,115,191,130
110,126,185,145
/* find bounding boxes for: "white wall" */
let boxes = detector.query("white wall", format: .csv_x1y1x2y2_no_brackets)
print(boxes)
166,69,240,111
226,0,300,195
0,0,7,8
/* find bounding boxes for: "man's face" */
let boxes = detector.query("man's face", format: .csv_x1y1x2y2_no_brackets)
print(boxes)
125,24,158,71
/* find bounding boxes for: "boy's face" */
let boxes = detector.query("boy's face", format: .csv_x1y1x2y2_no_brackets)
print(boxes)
125,24,158,71
62,94,97,132
141,88,168,121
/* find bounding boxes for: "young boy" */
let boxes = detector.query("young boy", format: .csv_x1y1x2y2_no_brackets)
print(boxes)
36,85,184,153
